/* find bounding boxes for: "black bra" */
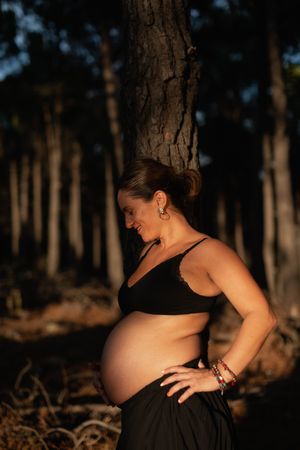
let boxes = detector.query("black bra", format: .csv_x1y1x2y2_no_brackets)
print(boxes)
118,237,218,315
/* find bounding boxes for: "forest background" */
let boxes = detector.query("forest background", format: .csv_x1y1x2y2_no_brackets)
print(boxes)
0,0,299,449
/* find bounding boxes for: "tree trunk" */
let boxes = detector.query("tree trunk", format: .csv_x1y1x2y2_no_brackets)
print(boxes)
122,0,200,170
217,191,227,243
262,133,276,299
234,199,247,264
100,30,124,176
20,154,30,226
105,152,124,294
44,100,62,277
265,2,300,316
92,213,101,270
32,133,43,250
68,141,84,261
9,160,21,256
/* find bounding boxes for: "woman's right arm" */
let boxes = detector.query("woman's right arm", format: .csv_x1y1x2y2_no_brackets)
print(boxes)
91,363,116,406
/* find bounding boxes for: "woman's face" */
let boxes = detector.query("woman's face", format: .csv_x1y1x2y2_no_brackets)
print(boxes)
117,189,162,242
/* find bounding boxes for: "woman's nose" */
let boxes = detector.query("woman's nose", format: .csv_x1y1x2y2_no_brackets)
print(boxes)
125,217,134,229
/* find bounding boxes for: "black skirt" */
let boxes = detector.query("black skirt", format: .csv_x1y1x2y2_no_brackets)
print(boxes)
116,357,238,450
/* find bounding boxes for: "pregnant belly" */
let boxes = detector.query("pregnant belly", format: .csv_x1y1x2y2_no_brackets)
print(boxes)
100,312,205,406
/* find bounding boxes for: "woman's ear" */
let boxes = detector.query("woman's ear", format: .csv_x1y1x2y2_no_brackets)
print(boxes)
153,190,168,208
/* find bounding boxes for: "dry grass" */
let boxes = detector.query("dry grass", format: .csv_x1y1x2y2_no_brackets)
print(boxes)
0,358,121,450
0,286,299,450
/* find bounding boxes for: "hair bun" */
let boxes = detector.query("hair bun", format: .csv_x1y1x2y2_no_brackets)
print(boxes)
181,169,202,200
118,157,201,224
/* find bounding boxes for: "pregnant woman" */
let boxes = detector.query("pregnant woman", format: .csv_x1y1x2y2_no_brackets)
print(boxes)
97,158,277,450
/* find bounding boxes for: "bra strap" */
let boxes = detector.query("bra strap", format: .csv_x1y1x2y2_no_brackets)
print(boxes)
181,237,208,256
136,239,159,266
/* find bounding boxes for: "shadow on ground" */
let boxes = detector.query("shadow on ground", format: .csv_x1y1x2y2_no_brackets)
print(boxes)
0,323,114,391
235,357,300,450
0,310,299,450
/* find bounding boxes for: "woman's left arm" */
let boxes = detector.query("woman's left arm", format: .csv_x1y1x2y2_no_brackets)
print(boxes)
161,239,277,402
204,239,277,377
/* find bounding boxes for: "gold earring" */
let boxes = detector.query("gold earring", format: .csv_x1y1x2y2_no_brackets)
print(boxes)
158,206,170,220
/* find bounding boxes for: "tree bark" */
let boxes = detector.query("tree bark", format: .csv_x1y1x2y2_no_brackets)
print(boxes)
122,0,200,170
68,141,84,261
105,152,124,293
44,100,62,277
9,160,21,256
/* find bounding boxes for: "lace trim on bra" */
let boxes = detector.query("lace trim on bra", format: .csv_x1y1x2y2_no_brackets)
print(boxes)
174,256,218,299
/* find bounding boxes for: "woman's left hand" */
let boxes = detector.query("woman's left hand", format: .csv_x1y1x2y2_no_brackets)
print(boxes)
160,359,219,404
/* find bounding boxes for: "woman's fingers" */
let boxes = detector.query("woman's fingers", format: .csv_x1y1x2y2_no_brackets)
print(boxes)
91,373,115,406
178,387,195,404
163,358,207,374
90,362,103,391
102,392,115,406
198,358,206,369
162,365,192,374
166,380,191,397
160,365,215,403
93,378,103,393
160,372,191,386
99,386,115,407
97,389,113,406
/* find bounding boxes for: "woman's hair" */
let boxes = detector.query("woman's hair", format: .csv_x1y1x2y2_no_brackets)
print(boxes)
117,158,202,220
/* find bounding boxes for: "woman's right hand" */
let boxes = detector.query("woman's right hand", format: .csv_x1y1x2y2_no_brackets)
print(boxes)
90,362,116,406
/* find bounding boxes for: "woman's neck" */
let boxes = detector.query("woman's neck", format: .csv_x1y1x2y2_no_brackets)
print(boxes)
156,213,200,250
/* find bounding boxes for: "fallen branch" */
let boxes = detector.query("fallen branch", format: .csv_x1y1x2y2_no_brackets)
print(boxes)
31,376,59,424
7,402,121,417
15,358,32,390
74,418,121,434
74,430,103,450
44,427,78,446
13,425,49,450
1,401,23,421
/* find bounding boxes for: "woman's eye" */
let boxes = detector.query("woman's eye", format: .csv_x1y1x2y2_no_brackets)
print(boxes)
125,210,133,217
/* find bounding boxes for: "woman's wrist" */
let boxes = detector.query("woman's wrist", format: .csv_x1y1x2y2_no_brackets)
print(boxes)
209,359,238,395
217,359,238,386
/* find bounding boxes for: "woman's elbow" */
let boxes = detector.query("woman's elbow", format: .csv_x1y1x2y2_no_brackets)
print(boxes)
266,309,278,332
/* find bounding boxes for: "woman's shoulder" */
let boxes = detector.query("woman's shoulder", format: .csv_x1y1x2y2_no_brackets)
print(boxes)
192,235,245,269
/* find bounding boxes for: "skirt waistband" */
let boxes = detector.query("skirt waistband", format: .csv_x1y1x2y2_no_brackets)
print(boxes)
117,355,203,411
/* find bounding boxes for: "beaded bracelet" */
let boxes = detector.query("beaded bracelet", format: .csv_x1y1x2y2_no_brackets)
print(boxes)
210,364,228,395
217,359,238,387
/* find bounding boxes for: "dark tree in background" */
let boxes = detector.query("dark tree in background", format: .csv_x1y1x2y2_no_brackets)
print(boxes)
0,0,299,315
264,0,300,317
255,0,300,318
122,0,200,170
0,3,300,450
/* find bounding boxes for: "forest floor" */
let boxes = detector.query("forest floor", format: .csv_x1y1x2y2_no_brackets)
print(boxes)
0,270,299,450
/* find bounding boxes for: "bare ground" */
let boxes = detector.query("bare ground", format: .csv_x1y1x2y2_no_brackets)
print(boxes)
0,275,299,450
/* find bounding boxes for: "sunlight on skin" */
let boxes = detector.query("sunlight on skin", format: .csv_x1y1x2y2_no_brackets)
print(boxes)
116,188,277,404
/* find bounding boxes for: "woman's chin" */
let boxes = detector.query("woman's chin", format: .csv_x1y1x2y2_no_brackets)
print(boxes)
138,231,148,242
137,228,158,243
142,234,158,243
